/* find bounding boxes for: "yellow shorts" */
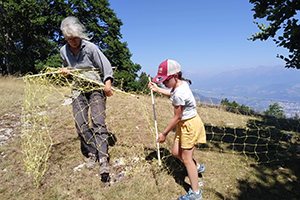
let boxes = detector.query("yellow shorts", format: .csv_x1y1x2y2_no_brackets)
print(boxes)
174,114,206,149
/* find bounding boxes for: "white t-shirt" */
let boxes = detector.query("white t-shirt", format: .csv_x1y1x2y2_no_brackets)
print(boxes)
170,81,197,120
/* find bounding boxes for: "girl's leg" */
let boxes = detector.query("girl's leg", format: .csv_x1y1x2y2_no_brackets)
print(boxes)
172,143,199,192
172,142,182,160
173,142,202,173
181,147,199,193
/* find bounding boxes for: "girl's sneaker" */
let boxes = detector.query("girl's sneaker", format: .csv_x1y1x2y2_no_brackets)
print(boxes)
197,164,206,174
177,188,202,200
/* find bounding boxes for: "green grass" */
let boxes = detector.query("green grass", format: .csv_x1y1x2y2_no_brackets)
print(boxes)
0,76,300,200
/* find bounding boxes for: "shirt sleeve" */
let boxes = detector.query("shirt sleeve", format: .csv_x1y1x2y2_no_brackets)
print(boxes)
91,45,114,83
172,94,185,107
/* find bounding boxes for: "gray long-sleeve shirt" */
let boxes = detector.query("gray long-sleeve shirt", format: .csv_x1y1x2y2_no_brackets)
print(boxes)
60,39,114,84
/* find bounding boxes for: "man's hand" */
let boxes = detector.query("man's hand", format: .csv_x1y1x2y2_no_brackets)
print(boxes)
104,78,114,97
59,68,70,76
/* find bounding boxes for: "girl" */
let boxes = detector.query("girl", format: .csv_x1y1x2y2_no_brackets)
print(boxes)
148,59,206,200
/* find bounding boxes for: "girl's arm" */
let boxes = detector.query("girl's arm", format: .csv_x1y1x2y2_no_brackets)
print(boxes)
148,82,171,97
157,105,183,143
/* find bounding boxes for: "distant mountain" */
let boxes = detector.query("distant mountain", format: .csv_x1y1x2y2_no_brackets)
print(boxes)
192,92,220,104
192,65,300,102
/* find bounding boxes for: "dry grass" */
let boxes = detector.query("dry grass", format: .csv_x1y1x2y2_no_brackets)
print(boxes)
0,77,300,200
198,104,258,128
0,77,24,116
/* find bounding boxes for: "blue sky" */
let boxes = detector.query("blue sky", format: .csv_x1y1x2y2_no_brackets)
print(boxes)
108,0,288,80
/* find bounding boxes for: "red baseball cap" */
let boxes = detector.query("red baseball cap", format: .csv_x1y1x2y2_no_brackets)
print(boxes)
152,59,181,83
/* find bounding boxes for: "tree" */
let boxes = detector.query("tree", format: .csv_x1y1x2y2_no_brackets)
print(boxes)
135,72,151,94
0,0,143,91
0,0,68,75
264,102,286,118
221,98,256,115
249,0,300,69
221,98,230,106
294,112,300,120
221,98,238,108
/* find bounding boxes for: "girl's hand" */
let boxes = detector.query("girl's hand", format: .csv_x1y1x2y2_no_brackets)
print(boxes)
148,82,159,92
59,68,70,76
157,133,166,143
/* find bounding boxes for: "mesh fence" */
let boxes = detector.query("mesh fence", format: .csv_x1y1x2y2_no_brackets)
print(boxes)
21,69,300,186
193,89,300,164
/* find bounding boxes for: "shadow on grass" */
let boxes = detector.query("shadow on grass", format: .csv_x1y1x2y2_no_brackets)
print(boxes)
234,159,300,200
144,147,203,192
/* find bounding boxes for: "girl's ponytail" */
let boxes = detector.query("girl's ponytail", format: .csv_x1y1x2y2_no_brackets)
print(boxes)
177,71,192,85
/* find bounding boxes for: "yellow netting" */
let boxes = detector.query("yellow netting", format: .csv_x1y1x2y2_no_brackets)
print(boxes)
21,67,300,187
21,67,139,187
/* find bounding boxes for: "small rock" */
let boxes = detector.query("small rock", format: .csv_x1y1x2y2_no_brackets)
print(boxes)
61,98,73,106
73,163,86,172
0,135,9,142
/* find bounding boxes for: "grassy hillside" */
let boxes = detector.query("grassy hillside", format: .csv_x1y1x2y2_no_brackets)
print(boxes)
0,77,300,200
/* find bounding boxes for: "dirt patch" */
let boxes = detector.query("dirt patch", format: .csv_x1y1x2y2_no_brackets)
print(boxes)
0,113,22,147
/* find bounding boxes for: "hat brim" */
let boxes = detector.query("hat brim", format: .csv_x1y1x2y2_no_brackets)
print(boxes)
152,75,168,83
